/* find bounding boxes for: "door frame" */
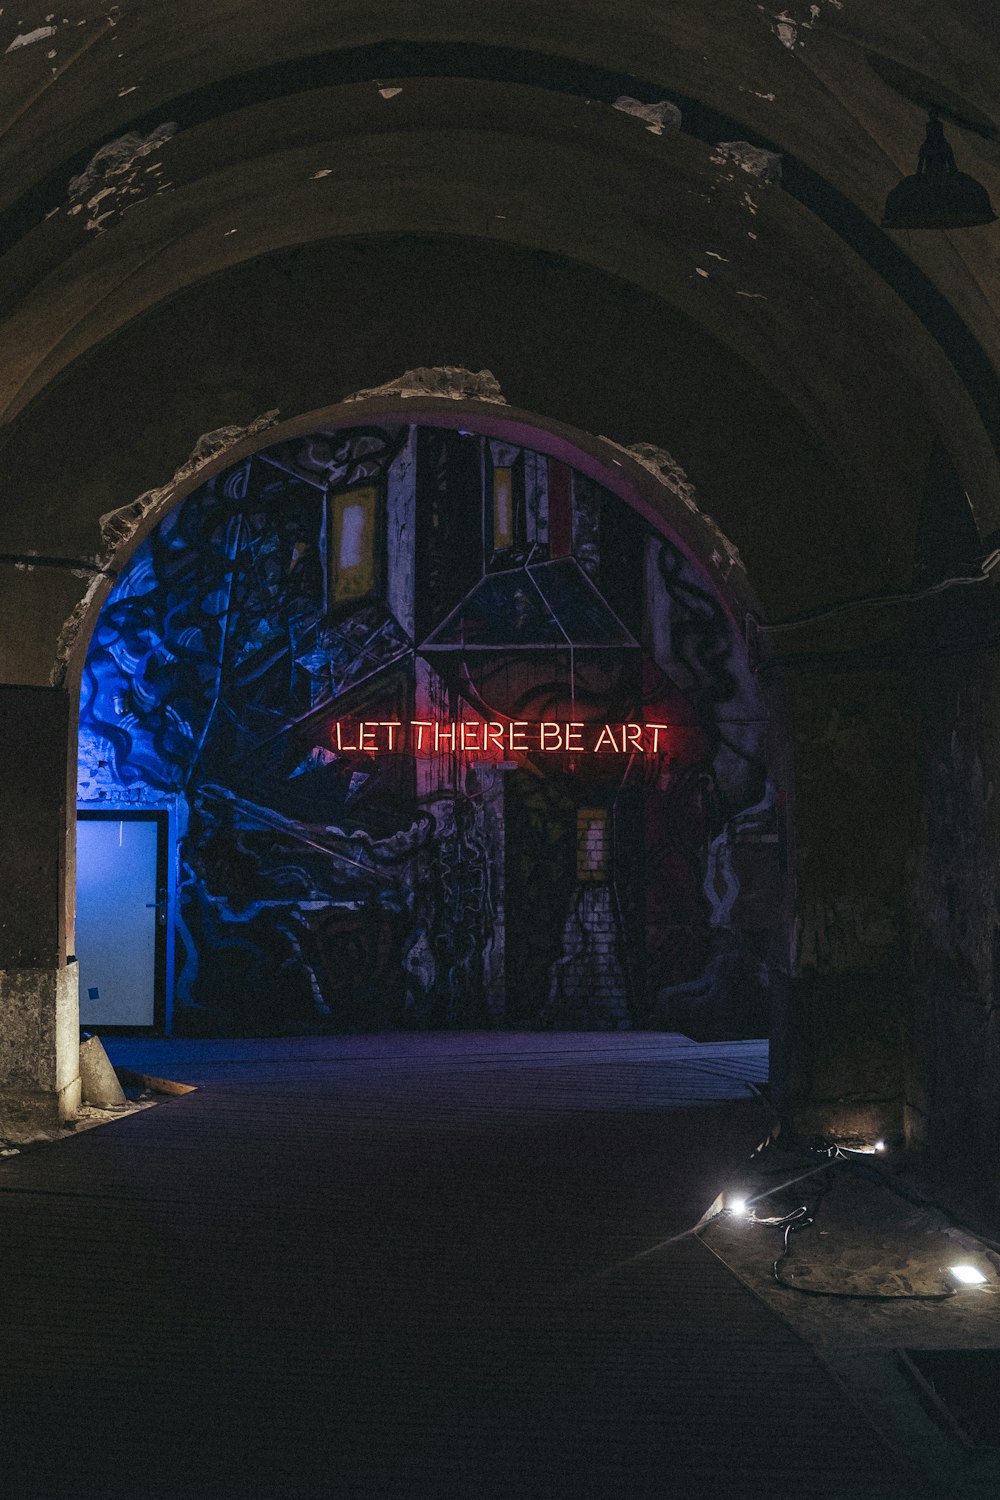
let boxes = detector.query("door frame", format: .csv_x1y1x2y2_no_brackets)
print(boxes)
77,807,170,1034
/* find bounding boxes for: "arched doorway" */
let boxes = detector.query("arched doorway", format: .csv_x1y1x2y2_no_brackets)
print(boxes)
75,408,789,1040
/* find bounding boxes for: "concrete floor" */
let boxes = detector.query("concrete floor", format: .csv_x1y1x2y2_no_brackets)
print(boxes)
0,1033,941,1498
701,1135,1000,1499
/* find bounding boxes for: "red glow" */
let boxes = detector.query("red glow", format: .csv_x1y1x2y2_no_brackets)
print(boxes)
329,719,673,757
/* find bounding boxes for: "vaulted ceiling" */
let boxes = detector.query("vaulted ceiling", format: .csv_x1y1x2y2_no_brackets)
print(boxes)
1,1,999,680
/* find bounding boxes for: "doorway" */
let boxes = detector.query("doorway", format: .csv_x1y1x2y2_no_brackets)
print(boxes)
76,809,168,1031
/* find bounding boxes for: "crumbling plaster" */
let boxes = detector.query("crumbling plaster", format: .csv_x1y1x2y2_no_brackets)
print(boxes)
344,367,507,406
0,233,884,668
0,70,994,542
52,372,510,682
1,0,997,394
601,439,747,579
66,122,176,232
56,370,754,690
49,409,280,686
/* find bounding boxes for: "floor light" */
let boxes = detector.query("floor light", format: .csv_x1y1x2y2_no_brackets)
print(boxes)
949,1264,989,1286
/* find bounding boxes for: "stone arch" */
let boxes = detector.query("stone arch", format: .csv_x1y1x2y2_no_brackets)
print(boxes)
69,376,793,1044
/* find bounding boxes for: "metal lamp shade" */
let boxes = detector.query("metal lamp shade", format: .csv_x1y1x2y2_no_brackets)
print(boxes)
883,169,996,229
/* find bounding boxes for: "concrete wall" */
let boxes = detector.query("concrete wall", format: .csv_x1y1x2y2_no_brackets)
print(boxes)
779,667,918,1144
0,686,81,1126
908,590,1000,1226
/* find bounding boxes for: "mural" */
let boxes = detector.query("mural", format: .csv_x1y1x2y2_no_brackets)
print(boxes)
78,423,783,1036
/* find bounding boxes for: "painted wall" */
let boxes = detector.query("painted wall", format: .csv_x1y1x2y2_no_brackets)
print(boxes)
78,423,782,1035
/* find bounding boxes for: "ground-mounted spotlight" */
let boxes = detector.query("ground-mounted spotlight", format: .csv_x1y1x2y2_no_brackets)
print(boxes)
949,1264,989,1286
883,110,996,229
728,1195,749,1218
874,1140,886,1153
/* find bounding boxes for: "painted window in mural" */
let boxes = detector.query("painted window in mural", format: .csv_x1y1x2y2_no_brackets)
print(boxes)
78,423,784,1038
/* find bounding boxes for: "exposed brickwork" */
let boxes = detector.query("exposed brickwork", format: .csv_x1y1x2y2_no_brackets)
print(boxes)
542,884,630,1028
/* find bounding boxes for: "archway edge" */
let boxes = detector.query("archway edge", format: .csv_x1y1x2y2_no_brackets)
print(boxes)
71,382,794,1046
68,388,764,691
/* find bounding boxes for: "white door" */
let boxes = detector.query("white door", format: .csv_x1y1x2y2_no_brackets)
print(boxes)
76,813,165,1028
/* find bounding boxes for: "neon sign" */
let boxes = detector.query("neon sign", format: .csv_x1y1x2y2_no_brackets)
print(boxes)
329,719,672,755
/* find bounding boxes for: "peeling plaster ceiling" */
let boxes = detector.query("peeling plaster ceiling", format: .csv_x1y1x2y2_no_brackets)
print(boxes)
1,0,999,676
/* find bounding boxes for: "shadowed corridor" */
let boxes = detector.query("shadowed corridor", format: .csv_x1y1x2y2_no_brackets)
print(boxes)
1,1034,923,1498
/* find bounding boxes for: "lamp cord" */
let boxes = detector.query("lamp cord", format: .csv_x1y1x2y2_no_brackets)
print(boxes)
757,567,994,635
738,1140,959,1302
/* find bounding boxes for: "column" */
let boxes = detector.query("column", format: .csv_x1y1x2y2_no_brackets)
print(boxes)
0,686,81,1130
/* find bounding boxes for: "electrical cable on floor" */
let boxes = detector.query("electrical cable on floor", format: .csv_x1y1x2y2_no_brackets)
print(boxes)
735,1138,960,1302
562,1096,977,1305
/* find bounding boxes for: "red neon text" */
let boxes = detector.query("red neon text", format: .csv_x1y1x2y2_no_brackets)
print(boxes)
331,720,671,755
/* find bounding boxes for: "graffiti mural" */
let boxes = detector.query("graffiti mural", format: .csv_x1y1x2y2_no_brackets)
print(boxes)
78,423,782,1036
